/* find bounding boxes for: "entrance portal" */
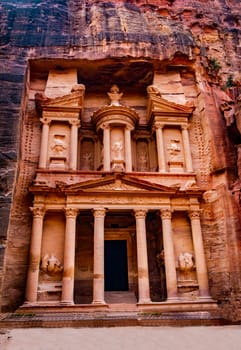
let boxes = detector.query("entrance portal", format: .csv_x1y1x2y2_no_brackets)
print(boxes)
104,240,128,291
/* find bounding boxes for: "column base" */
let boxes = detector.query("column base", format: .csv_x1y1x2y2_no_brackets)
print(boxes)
138,299,151,304
166,297,180,303
92,300,106,305
22,301,38,306
60,300,75,306
198,295,215,302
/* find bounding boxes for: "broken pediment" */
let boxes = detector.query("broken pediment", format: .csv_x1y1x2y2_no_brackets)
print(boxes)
35,84,85,114
146,85,195,124
56,174,178,194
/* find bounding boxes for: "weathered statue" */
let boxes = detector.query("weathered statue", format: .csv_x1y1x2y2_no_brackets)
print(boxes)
81,152,93,170
112,140,123,160
137,151,148,171
40,254,63,274
178,252,194,273
107,84,123,106
156,250,167,300
51,135,66,155
167,139,181,157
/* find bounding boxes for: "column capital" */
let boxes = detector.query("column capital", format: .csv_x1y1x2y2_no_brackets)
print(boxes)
30,206,45,217
40,118,51,125
65,208,79,218
125,125,134,131
188,210,201,220
69,119,80,127
153,122,164,130
160,208,172,220
134,209,147,219
93,208,106,218
181,124,189,130
101,123,110,130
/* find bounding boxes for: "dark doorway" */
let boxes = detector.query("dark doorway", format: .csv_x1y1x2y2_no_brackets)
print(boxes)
104,240,128,291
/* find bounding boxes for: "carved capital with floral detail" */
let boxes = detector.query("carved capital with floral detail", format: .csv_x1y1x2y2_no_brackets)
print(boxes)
93,208,106,218
188,210,201,220
160,209,172,220
134,209,147,219
181,124,189,131
69,119,80,127
153,122,164,130
30,206,45,218
40,117,51,126
101,123,110,130
65,208,79,218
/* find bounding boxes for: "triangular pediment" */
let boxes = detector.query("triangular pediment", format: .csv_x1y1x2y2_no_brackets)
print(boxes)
148,94,195,114
35,85,85,112
58,174,178,194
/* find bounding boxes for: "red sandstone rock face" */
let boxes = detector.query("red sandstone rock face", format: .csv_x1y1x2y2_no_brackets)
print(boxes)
0,0,241,320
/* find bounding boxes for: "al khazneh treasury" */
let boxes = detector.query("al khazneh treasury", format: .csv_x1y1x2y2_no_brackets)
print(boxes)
21,66,216,311
0,1,241,325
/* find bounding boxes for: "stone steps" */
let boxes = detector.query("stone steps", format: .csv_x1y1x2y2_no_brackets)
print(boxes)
0,311,230,328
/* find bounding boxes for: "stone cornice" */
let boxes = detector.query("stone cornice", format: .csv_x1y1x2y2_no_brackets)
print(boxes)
92,105,139,130
29,173,203,197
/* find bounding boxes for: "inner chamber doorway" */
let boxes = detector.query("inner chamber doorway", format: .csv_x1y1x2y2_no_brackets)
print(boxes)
104,240,129,291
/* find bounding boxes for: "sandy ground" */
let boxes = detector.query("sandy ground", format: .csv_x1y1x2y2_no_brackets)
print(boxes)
1,326,241,350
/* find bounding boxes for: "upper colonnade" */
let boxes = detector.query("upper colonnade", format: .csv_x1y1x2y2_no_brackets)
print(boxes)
35,80,195,175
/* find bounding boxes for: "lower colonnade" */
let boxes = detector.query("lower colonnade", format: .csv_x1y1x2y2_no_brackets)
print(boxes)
25,204,211,307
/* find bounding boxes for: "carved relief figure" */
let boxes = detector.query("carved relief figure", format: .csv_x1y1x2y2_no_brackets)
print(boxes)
40,254,63,274
112,140,123,160
178,252,194,273
107,84,123,106
80,139,95,170
81,152,93,170
167,139,181,158
156,250,167,300
51,135,66,155
137,151,148,171
136,140,149,171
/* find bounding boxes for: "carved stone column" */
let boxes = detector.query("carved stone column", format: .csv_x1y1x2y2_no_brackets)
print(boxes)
125,127,132,172
160,209,178,300
39,118,50,169
154,124,166,172
134,209,151,303
61,208,79,305
92,208,106,304
181,125,193,172
103,125,111,171
69,119,80,170
25,206,45,303
189,210,211,298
